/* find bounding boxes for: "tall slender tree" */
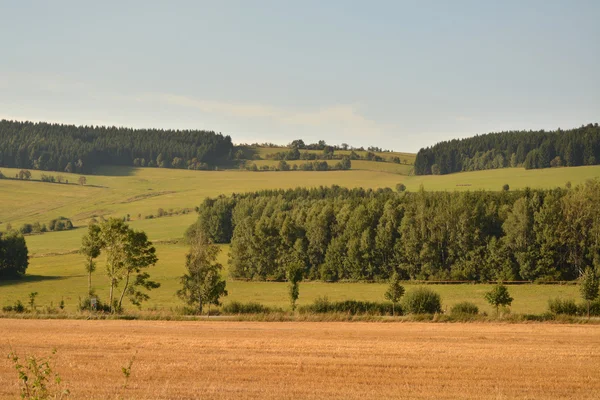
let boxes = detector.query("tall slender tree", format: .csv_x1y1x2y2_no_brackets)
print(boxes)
80,223,103,295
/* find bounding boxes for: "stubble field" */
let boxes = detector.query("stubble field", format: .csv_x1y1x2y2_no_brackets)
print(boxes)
1,320,599,399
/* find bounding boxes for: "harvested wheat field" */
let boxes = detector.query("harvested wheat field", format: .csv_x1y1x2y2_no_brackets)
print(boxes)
1,320,599,399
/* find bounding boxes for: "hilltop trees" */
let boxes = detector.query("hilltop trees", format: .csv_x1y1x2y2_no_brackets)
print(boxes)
0,231,29,278
415,123,600,175
177,232,228,315
0,119,233,173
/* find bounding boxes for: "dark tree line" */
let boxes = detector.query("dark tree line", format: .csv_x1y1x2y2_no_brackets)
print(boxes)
188,182,600,282
0,231,29,278
414,123,600,175
0,120,234,174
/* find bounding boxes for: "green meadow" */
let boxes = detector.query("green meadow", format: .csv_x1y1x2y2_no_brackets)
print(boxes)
1,159,598,314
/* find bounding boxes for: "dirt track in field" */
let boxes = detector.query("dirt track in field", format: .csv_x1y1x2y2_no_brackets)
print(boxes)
1,320,599,399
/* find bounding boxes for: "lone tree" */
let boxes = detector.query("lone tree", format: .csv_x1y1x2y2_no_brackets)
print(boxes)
484,283,513,315
81,223,103,295
384,271,405,316
580,267,599,318
395,183,407,193
286,263,303,312
78,176,87,186
177,233,227,315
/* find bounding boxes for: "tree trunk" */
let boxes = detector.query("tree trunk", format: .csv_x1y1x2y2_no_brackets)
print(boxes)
88,259,92,296
208,303,211,318
109,278,114,313
392,302,395,317
198,295,203,315
117,273,131,311
588,300,590,319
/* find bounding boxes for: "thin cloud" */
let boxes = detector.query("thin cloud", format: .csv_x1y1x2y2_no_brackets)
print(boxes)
141,93,391,138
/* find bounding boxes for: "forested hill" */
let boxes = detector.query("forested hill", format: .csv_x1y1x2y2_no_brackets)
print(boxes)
0,120,234,173
414,123,600,175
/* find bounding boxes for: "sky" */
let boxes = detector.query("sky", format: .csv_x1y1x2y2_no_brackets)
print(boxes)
0,0,598,152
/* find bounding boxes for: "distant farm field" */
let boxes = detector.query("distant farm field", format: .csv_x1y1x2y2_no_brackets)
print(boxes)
1,320,599,399
255,146,416,164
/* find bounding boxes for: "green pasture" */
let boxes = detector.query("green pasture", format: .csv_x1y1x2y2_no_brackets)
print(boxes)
405,165,600,191
0,239,580,314
1,163,599,316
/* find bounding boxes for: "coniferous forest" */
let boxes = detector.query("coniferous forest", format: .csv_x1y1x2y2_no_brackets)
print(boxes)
0,120,234,173
414,123,600,175
189,182,600,283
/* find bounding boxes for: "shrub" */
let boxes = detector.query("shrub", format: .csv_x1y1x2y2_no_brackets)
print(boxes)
578,299,600,317
402,288,442,314
47,217,74,232
19,223,33,234
222,301,279,314
299,296,396,316
2,300,26,313
548,298,579,315
77,295,111,312
450,301,479,315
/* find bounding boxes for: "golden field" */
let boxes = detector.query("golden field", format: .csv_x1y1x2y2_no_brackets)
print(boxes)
1,320,599,399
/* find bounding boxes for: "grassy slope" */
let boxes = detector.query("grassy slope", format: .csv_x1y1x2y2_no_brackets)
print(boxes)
1,164,598,314
405,166,600,191
0,167,404,228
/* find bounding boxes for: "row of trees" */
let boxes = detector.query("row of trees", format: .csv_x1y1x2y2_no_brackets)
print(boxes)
188,181,600,282
16,217,74,235
0,120,234,174
414,123,600,175
266,147,385,163
246,158,352,172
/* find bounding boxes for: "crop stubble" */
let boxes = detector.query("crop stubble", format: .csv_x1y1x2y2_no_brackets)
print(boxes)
1,320,599,399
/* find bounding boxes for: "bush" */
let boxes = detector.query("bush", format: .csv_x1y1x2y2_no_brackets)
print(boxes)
299,296,396,316
19,223,33,234
450,301,479,315
2,300,26,313
48,217,74,232
402,288,442,314
77,295,111,312
578,299,600,317
222,301,279,314
548,298,579,316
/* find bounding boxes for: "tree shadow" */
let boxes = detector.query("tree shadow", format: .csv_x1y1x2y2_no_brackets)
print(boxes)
91,166,138,177
0,274,70,287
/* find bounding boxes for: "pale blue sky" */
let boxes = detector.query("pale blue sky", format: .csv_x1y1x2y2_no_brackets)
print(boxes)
0,0,598,152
